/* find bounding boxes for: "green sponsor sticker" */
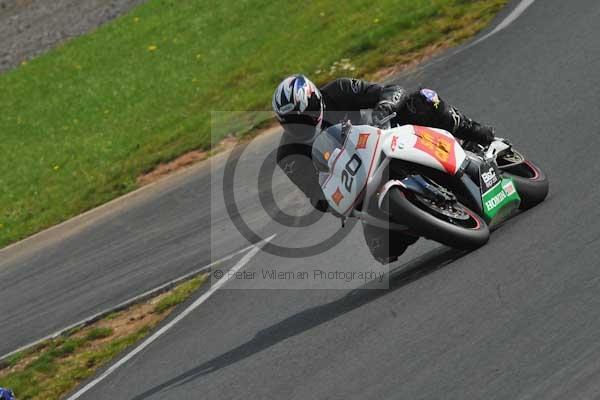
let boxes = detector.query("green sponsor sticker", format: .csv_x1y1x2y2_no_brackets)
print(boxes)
482,178,521,220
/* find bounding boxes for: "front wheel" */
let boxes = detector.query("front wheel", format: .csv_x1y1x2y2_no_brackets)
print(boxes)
385,188,490,250
499,157,549,210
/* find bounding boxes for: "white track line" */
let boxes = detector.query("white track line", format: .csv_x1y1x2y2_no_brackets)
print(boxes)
0,243,256,362
66,234,274,400
400,0,536,77
468,0,536,48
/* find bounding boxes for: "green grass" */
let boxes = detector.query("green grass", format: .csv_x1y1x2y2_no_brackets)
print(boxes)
154,274,207,313
84,326,114,341
0,0,507,247
0,329,146,399
0,274,207,399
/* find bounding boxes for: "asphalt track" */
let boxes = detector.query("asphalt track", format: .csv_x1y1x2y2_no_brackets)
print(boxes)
5,0,600,398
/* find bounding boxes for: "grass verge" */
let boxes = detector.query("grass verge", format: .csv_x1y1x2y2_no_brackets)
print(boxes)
0,0,508,247
0,274,207,399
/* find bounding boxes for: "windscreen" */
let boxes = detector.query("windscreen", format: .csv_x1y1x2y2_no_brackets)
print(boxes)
311,124,346,173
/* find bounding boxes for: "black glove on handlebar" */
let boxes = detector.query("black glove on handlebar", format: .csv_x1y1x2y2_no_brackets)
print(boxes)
372,103,394,127
372,85,407,127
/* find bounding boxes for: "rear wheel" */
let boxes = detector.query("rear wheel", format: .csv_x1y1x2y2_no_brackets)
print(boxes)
385,188,489,250
498,150,549,209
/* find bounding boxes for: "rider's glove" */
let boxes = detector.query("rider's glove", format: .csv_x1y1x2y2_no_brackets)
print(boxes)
469,123,495,146
372,102,395,127
372,85,407,127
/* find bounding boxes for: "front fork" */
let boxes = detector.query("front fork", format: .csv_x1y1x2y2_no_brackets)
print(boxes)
375,157,485,219
357,154,485,231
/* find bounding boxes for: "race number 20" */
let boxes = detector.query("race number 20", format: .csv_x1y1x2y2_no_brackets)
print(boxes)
341,154,362,192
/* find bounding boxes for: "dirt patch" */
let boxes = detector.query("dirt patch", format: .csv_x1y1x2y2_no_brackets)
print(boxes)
0,287,171,376
370,41,454,82
0,274,207,399
136,135,240,186
0,275,207,384
136,149,211,186
76,295,165,346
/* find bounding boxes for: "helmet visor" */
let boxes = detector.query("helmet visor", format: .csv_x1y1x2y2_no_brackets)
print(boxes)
279,109,324,142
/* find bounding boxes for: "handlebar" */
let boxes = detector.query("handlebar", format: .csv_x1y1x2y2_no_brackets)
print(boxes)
374,112,397,129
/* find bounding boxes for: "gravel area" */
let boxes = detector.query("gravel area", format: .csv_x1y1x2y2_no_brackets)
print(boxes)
0,0,147,72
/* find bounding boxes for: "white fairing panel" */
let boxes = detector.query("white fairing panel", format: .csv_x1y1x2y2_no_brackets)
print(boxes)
381,125,466,175
320,125,381,216
319,124,466,216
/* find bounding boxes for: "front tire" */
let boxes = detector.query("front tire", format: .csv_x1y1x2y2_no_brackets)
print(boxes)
501,160,549,209
385,188,490,250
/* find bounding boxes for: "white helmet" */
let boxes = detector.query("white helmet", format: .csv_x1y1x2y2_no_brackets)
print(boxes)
272,74,324,142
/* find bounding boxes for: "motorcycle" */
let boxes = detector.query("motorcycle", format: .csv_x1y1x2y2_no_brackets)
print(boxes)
311,114,549,249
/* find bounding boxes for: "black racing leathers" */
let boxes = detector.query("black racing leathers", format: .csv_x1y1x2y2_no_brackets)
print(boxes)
275,78,493,263
276,78,389,206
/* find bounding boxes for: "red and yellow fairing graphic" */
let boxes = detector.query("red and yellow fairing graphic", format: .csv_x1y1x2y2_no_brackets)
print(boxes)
413,126,457,174
356,133,369,149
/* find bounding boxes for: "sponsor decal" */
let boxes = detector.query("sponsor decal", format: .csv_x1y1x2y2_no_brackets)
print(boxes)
356,133,370,149
503,180,515,195
479,161,500,193
413,126,456,174
484,190,507,211
481,177,521,220
481,168,497,186
391,135,398,151
332,187,344,205
420,88,441,109
350,79,361,94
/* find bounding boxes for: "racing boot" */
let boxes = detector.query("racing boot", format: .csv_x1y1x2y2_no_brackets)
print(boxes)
451,107,495,146
405,89,495,146
363,223,419,265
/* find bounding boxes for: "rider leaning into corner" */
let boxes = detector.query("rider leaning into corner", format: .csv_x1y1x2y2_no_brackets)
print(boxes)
272,74,495,264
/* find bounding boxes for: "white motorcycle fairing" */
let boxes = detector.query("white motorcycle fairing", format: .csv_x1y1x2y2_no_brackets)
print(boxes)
381,125,466,175
320,124,466,217
320,125,382,216
313,120,548,253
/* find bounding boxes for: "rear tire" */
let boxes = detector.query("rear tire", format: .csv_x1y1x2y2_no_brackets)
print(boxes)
501,160,549,209
386,188,489,250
